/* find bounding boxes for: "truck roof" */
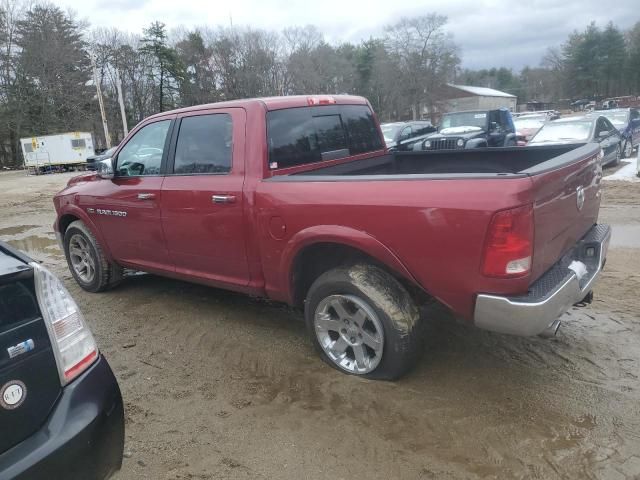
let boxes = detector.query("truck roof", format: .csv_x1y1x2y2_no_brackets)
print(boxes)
145,95,370,121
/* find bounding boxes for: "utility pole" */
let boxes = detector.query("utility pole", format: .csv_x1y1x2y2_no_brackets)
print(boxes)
91,54,111,149
115,71,128,137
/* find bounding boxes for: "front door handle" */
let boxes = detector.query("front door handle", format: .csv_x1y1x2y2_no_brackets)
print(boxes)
137,193,156,200
212,195,236,204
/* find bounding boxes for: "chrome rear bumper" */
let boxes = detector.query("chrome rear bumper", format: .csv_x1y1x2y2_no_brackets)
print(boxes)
474,224,611,336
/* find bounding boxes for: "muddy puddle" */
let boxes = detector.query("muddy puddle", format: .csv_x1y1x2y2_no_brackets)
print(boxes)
4,235,61,257
610,224,640,248
0,224,39,236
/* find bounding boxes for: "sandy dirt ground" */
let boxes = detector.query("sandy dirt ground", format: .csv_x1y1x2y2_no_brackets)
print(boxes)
0,166,639,480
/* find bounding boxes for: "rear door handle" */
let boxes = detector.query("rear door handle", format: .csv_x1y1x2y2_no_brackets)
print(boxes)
212,195,236,204
137,193,156,200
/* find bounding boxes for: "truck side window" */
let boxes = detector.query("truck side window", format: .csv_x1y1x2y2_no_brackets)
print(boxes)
267,105,383,169
173,114,232,174
116,120,171,177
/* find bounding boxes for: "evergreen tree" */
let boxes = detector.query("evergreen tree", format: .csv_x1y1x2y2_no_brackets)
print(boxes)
139,21,183,112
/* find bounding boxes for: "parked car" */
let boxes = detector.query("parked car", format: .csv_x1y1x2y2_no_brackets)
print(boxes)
0,242,124,479
529,116,622,166
86,146,117,171
587,108,640,158
419,108,517,150
514,114,548,146
53,95,609,380
380,121,436,150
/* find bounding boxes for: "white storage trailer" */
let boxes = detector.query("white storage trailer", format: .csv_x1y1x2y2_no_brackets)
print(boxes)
20,132,95,173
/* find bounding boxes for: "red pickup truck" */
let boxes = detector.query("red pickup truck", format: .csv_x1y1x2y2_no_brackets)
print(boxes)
53,95,610,379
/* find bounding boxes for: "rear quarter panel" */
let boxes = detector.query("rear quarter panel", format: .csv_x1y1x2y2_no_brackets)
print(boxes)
255,176,536,320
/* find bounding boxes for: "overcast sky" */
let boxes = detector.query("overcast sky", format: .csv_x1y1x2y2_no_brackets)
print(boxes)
62,0,637,70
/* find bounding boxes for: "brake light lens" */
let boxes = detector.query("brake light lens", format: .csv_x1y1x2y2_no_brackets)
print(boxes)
307,95,336,106
482,205,534,277
31,263,98,385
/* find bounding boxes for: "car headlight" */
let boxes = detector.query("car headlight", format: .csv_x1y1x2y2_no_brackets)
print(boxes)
424,140,431,148
457,138,465,147
32,262,98,385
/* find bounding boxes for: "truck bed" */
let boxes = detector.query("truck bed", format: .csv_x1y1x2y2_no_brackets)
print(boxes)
287,144,592,178
261,142,602,320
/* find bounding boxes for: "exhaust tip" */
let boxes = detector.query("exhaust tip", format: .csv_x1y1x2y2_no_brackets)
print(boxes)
539,319,561,339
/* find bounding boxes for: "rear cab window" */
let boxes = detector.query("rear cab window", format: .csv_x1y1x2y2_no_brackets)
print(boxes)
267,105,383,171
173,114,233,174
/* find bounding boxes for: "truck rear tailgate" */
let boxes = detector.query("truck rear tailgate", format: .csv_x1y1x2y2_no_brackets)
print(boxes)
526,144,602,282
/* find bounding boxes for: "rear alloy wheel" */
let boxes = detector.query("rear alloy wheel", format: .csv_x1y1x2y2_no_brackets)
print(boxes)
305,264,424,380
314,294,384,374
623,140,633,159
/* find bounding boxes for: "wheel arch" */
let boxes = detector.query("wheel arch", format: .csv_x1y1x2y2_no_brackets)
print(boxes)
282,226,425,308
57,206,114,261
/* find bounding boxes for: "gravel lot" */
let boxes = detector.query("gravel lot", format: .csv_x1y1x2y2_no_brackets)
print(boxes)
0,166,639,480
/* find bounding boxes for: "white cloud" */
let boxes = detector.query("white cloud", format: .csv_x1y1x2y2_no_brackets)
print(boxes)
61,0,638,68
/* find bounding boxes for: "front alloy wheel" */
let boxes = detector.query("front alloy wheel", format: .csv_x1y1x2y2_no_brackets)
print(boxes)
623,140,633,159
68,233,96,283
314,294,384,374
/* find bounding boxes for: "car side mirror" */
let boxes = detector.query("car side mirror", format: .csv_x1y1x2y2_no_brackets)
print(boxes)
598,131,608,139
97,157,114,179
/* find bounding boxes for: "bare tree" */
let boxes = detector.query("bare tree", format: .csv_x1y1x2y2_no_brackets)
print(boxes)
384,15,459,120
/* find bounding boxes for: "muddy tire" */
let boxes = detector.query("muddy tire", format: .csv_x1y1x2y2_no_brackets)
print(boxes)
63,220,123,292
304,264,423,380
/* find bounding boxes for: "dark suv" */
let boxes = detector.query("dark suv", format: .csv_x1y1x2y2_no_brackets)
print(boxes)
380,121,436,151
0,242,123,480
420,108,516,150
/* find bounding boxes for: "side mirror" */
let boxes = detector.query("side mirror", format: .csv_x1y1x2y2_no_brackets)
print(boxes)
598,131,609,139
97,157,114,179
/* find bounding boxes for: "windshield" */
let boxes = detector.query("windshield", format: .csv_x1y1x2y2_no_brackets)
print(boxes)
530,121,593,143
514,117,546,130
600,111,629,127
380,124,402,142
440,112,487,129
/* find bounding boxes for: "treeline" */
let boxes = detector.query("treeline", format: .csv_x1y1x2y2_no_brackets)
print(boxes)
0,1,459,166
1,0,639,168
459,21,640,103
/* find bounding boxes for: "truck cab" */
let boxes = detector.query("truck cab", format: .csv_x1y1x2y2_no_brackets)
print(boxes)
420,108,516,150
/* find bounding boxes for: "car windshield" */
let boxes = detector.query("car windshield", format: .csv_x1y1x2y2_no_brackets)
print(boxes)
600,111,629,126
530,121,593,143
514,117,546,130
440,112,487,129
380,124,402,142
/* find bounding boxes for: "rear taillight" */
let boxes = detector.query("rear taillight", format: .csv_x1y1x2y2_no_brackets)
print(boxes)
31,263,98,385
482,205,534,278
